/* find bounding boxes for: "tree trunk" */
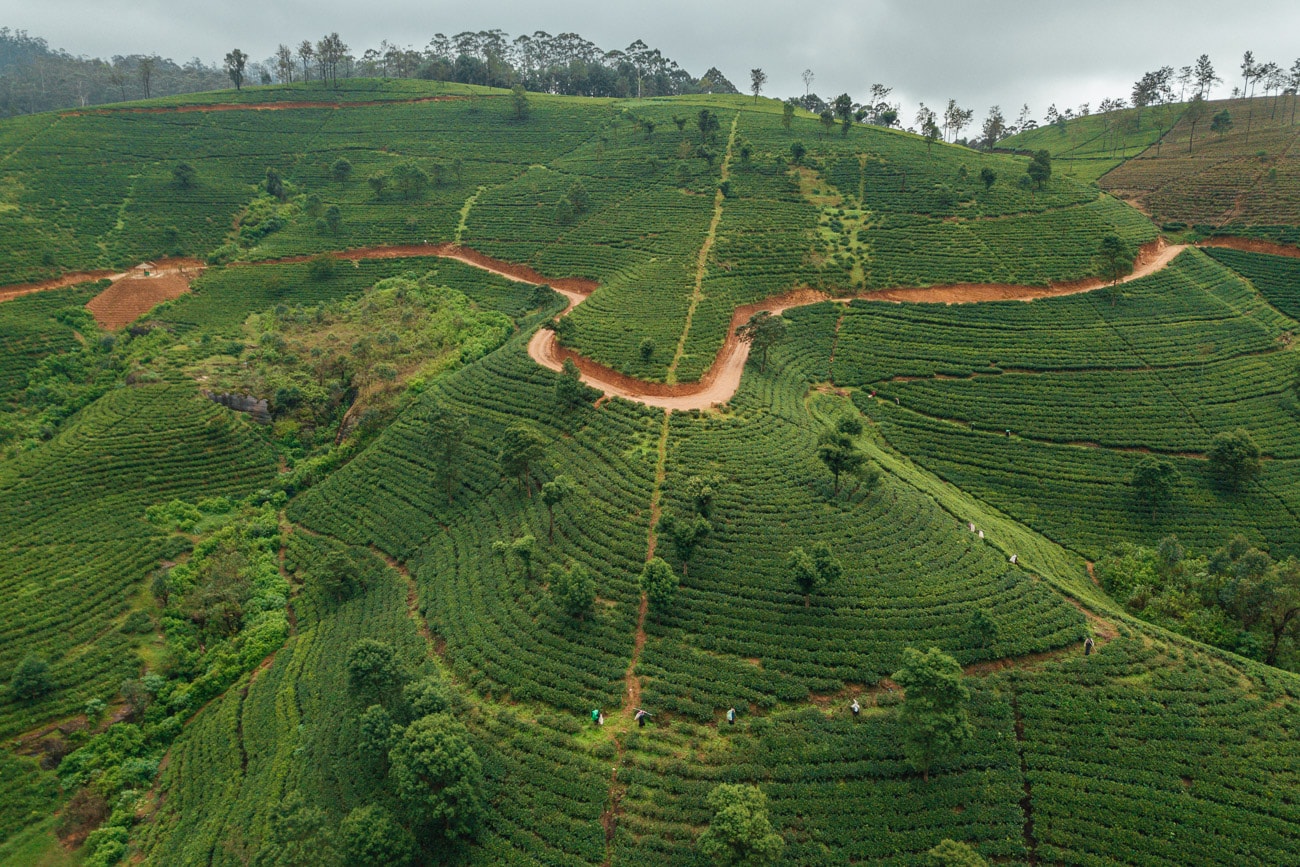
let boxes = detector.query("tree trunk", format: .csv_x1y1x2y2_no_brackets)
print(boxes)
548,509,555,542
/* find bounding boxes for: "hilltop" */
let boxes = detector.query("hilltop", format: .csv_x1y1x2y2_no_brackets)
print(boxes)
0,80,1298,866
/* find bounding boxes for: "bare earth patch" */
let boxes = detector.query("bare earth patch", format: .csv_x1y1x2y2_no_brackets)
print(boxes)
85,261,203,329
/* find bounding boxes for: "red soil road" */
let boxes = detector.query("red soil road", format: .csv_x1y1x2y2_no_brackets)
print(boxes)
86,260,205,329
1195,236,1300,259
0,269,120,303
60,95,479,117
1,238,1196,409
529,239,1187,411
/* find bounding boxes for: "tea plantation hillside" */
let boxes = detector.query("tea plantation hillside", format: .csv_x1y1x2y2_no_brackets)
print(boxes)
1,79,1299,866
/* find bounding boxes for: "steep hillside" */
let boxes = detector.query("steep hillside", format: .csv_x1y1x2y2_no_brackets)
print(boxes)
2,80,1299,866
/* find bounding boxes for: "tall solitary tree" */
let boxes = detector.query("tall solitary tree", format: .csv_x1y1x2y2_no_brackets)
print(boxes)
426,404,468,505
658,512,711,576
782,100,795,131
893,647,972,782
801,68,815,97
540,475,576,541
138,56,155,99
1095,234,1135,293
750,68,767,103
547,561,596,619
1208,429,1262,491
1027,149,1052,190
981,105,1006,149
499,423,547,495
734,311,787,373
817,417,866,494
640,556,677,611
1132,456,1179,520
224,49,248,90
1195,53,1221,99
1184,93,1208,153
511,83,530,120
833,92,854,135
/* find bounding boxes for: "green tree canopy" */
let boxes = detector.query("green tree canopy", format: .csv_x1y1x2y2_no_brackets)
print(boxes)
734,311,787,373
696,783,785,866
892,647,972,781
640,556,678,611
1095,234,1136,291
1027,149,1052,189
499,423,547,494
1132,456,1179,520
389,712,485,843
10,654,52,702
541,474,577,541
339,804,416,867
1208,428,1262,491
548,561,596,619
346,639,407,709
172,162,197,189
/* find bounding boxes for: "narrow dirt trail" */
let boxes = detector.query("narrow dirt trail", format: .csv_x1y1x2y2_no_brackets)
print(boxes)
667,113,740,383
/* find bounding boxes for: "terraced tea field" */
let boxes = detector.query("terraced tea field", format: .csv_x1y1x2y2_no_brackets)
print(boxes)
2,79,1299,866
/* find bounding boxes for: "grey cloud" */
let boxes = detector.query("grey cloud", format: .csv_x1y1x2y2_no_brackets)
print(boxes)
7,0,1300,127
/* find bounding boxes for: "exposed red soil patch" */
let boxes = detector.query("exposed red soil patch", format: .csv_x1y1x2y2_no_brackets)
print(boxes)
1196,236,1300,258
85,260,204,329
61,95,478,117
0,270,118,304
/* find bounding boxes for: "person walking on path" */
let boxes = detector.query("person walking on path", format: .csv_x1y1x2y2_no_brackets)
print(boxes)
1084,636,1095,656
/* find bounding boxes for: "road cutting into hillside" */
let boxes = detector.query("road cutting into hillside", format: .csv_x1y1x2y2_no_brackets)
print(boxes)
2,238,1189,407
528,239,1188,411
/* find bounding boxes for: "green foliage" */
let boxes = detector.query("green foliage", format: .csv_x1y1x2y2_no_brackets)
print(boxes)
172,162,197,189
1131,456,1179,519
548,561,597,619
787,547,819,596
339,804,416,866
1208,428,1261,490
330,158,352,183
1027,149,1052,189
1095,233,1135,287
893,647,972,780
696,783,785,866
641,556,678,611
556,358,595,409
347,639,407,709
735,311,787,373
9,655,52,702
928,838,988,866
510,83,530,120
389,712,484,843
253,791,335,866
658,511,712,575
499,422,547,493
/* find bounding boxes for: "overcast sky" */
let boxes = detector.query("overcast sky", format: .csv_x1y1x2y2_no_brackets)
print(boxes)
7,0,1300,124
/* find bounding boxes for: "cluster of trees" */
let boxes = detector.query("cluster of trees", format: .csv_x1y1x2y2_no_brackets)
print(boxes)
1097,535,1299,668
254,638,485,864
267,30,730,98
0,27,227,116
1129,429,1262,521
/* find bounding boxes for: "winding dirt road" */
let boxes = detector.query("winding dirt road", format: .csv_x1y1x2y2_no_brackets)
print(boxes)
528,239,1188,411
0,235,1253,411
